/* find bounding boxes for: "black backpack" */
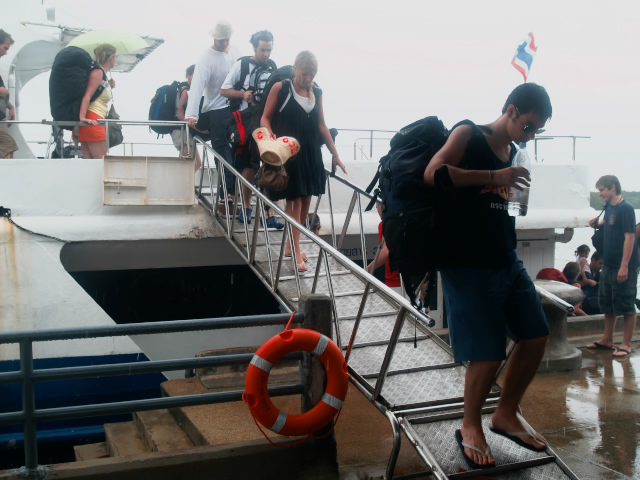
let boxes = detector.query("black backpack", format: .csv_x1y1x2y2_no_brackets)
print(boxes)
49,46,107,131
258,65,295,120
148,80,188,135
365,116,451,305
228,56,277,112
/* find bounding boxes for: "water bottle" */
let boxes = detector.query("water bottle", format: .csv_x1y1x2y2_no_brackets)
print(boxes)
507,143,531,217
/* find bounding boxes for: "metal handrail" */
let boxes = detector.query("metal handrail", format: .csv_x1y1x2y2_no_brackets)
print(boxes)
330,127,591,164
352,136,393,160
194,137,576,400
0,312,304,474
1,119,191,158
194,139,450,390
532,135,590,162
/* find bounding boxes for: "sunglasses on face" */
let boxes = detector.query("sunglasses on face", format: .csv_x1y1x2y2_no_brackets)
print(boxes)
515,108,545,135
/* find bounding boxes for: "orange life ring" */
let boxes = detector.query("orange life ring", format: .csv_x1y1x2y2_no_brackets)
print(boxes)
243,328,348,437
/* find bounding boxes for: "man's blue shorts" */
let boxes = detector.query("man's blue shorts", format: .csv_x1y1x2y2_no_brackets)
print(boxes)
440,251,549,362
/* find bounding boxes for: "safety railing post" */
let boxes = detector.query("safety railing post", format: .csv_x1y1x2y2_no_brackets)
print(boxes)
369,130,374,158
20,340,38,474
300,295,334,434
373,307,408,400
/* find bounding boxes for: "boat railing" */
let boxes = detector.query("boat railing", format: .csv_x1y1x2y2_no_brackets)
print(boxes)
0,312,308,475
532,135,590,162
334,128,395,161
331,127,591,163
1,119,191,159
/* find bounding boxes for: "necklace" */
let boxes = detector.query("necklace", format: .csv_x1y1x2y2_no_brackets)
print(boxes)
612,196,623,206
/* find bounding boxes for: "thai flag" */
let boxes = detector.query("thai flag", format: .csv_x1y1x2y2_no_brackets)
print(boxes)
511,33,537,82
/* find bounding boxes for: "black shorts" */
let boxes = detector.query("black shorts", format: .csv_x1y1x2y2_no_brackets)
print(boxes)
234,144,260,172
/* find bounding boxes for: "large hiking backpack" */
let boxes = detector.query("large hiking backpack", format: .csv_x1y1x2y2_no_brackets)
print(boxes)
258,65,295,120
49,46,106,131
365,116,450,305
228,56,277,112
149,81,188,135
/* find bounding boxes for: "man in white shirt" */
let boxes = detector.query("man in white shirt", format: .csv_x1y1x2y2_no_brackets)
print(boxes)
186,20,236,202
220,30,282,228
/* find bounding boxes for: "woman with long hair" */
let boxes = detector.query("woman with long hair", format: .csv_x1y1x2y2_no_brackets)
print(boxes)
260,51,346,273
77,43,117,159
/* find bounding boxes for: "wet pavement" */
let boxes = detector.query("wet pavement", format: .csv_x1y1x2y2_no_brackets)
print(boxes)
336,334,640,479
520,343,640,480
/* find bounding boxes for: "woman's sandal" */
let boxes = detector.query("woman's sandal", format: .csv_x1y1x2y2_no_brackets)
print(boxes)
220,194,234,205
285,252,307,261
294,260,307,275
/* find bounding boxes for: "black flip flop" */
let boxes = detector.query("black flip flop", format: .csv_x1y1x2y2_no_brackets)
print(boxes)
455,429,493,470
489,426,547,452
613,348,631,357
586,342,616,350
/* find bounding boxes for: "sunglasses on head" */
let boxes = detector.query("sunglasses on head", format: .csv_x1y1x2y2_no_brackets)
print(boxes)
515,108,545,135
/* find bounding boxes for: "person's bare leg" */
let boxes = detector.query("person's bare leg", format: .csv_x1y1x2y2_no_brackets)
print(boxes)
193,148,202,172
459,361,499,466
586,313,617,349
84,140,107,160
242,168,254,209
613,313,636,356
81,142,92,159
299,196,312,228
297,196,312,261
491,336,548,449
284,198,305,268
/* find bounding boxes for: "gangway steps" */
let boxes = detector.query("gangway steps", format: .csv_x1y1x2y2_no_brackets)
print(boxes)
204,186,578,479
403,411,569,479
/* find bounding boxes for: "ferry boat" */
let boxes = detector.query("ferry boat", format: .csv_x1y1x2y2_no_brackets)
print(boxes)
1,1,596,476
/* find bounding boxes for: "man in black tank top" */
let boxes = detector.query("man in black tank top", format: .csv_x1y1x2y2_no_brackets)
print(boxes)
424,83,552,469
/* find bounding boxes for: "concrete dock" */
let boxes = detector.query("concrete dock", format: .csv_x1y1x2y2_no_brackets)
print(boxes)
1,325,638,479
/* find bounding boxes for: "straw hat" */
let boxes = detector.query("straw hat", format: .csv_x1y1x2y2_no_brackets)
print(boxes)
252,127,300,166
209,20,233,40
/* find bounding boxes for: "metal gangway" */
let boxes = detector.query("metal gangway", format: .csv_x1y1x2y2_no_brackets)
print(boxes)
191,137,579,480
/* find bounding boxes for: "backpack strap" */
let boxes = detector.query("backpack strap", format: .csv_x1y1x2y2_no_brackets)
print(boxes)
364,165,382,212
233,57,252,91
277,79,293,113
594,204,607,230
89,65,108,103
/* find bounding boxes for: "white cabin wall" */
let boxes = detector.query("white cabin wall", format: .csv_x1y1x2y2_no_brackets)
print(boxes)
515,229,556,279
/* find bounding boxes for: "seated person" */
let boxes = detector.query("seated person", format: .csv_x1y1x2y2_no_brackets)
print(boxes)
562,262,588,316
574,244,592,287
581,251,603,315
536,264,587,316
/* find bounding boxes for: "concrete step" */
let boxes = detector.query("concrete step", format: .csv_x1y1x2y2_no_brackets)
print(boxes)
73,442,109,461
134,409,194,453
161,377,302,447
196,346,299,389
104,421,150,457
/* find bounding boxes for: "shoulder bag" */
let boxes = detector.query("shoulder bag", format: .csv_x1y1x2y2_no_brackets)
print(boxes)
591,205,606,253
106,104,124,148
255,163,289,191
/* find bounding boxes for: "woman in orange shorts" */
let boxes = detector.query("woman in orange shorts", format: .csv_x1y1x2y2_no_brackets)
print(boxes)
76,44,117,159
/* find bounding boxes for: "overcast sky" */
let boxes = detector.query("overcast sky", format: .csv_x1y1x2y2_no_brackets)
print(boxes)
10,0,640,189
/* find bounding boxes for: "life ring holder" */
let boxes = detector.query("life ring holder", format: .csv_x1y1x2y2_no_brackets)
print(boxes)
243,312,349,445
